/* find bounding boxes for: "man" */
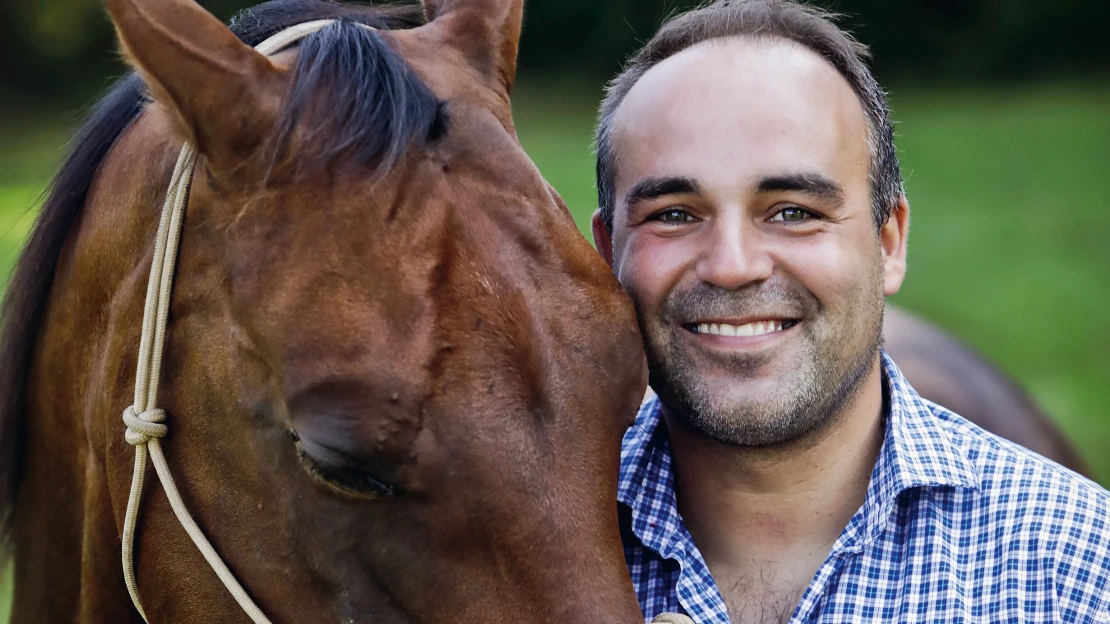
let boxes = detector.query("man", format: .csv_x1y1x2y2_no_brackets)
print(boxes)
591,1,1110,622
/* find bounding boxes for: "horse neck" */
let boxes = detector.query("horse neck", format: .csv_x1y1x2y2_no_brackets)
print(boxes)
11,112,182,623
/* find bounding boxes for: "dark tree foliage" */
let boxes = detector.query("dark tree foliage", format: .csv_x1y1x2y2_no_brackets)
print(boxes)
515,0,1110,81
1,0,1109,100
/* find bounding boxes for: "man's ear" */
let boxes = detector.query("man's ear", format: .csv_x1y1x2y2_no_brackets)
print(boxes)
419,0,523,96
592,210,615,267
106,0,284,174
881,196,910,296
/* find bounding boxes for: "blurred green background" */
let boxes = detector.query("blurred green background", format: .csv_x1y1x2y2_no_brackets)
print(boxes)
1,0,1109,619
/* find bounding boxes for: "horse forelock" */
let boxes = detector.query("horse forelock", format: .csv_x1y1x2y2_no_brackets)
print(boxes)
0,0,431,562
269,20,444,180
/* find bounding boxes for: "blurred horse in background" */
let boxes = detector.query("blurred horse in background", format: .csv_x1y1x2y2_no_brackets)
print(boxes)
884,306,1089,475
0,0,650,621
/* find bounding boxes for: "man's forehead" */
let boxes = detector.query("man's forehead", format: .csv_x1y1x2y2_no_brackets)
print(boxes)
616,36,862,126
611,36,870,188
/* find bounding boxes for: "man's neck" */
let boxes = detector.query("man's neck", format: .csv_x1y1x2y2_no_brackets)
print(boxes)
662,358,887,604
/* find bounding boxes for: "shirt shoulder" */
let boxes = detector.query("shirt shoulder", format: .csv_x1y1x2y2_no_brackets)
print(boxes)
930,399,1108,511
924,401,1110,616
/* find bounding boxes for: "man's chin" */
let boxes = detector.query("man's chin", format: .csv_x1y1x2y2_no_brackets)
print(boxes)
654,360,802,407
687,376,795,413
662,390,809,448
676,340,808,385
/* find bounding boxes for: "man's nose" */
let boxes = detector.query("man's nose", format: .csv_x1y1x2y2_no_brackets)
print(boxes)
694,217,773,290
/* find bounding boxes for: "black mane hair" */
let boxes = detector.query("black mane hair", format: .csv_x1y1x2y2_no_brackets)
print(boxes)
0,0,439,557
275,18,443,175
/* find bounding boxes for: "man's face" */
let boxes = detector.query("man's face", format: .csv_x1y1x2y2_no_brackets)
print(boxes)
594,38,908,447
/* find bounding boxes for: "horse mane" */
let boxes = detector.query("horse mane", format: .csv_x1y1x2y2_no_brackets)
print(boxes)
0,0,439,557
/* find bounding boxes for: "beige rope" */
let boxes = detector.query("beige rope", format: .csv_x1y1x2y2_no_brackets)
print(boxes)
652,614,697,624
120,19,350,624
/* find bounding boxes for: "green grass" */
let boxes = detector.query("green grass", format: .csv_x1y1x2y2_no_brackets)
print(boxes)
1,83,1108,621
0,567,8,624
883,86,1110,480
0,111,78,622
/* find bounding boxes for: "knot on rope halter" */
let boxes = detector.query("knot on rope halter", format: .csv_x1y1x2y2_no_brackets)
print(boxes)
123,406,168,446
652,614,697,624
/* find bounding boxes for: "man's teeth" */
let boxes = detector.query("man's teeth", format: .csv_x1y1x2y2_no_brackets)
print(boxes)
695,321,786,337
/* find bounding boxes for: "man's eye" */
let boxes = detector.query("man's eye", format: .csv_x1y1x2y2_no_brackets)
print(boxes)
770,206,814,223
654,208,695,224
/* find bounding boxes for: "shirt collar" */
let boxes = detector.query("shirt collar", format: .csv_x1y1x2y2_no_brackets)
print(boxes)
618,351,981,556
841,352,980,551
618,395,686,560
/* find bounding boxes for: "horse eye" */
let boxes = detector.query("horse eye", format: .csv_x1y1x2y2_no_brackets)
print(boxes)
292,431,402,499
286,379,417,499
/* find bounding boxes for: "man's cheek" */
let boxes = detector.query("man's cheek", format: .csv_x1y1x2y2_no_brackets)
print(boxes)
620,237,690,302
621,280,659,333
777,243,858,307
614,242,657,311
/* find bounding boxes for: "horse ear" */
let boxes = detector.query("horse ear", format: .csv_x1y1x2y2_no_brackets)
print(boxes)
421,0,524,95
105,0,283,173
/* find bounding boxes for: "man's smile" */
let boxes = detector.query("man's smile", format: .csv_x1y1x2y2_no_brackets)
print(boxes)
681,317,802,350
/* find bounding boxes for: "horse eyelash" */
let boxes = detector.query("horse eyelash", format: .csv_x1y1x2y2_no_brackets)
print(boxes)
292,436,400,499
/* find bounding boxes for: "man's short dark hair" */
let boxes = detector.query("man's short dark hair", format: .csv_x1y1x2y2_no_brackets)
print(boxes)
595,0,903,232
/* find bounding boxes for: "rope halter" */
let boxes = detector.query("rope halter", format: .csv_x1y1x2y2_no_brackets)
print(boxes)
122,407,167,446
120,19,345,624
652,614,697,624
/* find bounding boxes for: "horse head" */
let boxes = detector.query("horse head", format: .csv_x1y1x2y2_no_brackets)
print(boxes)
4,0,648,621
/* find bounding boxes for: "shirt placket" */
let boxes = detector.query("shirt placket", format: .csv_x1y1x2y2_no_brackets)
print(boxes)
789,550,849,623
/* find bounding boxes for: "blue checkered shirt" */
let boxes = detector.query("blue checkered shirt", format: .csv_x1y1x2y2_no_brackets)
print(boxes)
619,353,1110,623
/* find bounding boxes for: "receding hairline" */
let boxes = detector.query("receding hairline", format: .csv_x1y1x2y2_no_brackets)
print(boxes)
606,33,873,187
613,32,864,119
610,32,843,113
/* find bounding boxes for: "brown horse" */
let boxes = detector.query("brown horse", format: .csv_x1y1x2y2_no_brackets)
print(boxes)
0,0,650,621
883,306,1090,476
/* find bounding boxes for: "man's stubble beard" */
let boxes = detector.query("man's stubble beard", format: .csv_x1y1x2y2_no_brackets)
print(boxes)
639,263,885,449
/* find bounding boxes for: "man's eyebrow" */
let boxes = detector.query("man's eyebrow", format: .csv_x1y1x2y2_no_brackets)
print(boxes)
756,173,845,203
624,176,702,206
